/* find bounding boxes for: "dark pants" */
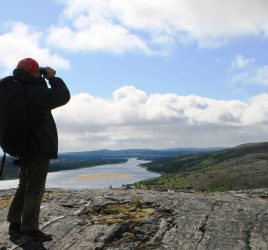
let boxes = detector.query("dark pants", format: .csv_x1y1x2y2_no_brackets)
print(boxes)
7,158,49,231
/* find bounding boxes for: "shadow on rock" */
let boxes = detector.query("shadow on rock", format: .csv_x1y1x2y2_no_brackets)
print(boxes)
9,236,47,250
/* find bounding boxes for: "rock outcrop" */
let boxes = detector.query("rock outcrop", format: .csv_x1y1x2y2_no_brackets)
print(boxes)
0,188,267,250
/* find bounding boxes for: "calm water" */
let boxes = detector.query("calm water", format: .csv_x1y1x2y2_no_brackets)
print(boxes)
0,158,160,190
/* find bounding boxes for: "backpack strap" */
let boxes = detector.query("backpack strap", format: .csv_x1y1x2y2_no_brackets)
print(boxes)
0,152,6,177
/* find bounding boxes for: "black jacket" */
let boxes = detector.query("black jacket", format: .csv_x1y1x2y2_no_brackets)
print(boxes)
13,69,70,159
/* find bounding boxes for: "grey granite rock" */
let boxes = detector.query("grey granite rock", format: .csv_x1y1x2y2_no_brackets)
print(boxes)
0,188,267,250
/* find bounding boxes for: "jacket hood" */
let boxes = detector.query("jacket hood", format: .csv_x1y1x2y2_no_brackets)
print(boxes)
13,68,47,87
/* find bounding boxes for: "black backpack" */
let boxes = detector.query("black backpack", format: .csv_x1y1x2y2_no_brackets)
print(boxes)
0,76,29,177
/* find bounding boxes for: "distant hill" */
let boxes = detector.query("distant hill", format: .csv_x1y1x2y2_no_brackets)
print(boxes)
0,147,222,180
136,142,268,192
58,147,223,160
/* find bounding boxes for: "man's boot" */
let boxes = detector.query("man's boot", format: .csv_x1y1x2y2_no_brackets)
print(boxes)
23,230,52,242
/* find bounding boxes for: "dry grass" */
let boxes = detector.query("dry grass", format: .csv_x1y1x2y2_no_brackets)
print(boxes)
42,189,66,201
93,201,155,224
0,196,12,209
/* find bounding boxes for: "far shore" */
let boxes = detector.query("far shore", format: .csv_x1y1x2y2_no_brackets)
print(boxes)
72,172,132,181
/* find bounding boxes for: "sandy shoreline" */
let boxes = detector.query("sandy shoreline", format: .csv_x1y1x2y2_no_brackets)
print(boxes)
72,172,132,181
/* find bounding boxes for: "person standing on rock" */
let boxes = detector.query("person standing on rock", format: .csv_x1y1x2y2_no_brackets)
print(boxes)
6,58,70,241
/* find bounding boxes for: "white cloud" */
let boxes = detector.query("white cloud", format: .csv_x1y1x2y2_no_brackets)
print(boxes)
47,0,268,53
0,22,70,71
231,55,268,86
253,66,268,86
53,86,268,152
242,93,268,124
231,54,255,70
48,20,150,54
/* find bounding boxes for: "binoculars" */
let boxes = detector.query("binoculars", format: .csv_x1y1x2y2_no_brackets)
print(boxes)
39,67,56,75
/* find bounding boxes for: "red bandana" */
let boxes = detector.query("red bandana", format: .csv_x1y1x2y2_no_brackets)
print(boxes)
17,58,40,75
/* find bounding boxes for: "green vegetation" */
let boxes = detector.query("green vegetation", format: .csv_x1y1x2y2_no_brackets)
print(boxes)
49,158,127,172
135,142,268,192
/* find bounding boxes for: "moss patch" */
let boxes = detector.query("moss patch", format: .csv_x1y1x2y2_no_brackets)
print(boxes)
93,202,155,224
42,189,66,201
0,196,12,209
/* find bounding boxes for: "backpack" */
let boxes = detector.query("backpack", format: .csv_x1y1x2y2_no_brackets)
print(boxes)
0,76,29,177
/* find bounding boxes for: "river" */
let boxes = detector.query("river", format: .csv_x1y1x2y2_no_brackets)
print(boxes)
0,158,160,190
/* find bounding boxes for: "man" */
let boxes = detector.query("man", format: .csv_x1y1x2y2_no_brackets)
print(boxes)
7,58,70,241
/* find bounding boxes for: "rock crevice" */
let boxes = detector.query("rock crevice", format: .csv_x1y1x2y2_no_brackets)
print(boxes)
195,201,219,249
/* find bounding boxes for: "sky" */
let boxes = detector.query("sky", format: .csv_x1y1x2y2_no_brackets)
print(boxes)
1,0,268,152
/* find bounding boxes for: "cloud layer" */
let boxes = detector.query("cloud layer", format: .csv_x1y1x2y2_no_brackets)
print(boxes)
0,22,70,72
47,0,268,53
53,86,268,151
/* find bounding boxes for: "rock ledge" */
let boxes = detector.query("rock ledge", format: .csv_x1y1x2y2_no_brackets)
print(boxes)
0,188,267,250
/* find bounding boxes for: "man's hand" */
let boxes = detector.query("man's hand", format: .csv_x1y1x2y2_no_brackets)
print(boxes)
43,67,56,80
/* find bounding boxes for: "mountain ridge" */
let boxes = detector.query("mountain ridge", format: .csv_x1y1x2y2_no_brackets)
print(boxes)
58,147,224,160
136,141,268,192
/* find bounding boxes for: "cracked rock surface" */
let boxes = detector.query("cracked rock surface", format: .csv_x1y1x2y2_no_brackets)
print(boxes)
0,188,267,250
